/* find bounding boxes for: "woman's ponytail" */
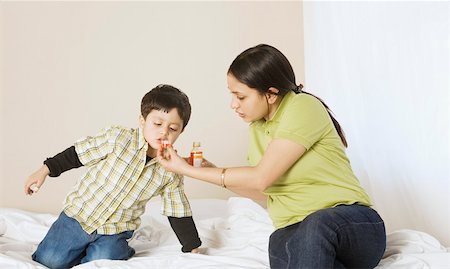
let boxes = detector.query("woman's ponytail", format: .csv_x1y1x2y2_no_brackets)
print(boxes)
301,90,348,148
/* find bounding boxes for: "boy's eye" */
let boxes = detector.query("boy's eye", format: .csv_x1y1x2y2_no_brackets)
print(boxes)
237,96,245,100
170,128,178,132
153,122,162,126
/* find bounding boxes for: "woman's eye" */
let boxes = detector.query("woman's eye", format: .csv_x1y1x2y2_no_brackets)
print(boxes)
154,122,162,126
170,128,178,132
237,96,245,100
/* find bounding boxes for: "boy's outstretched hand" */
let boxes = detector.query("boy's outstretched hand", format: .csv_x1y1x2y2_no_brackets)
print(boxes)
24,164,49,195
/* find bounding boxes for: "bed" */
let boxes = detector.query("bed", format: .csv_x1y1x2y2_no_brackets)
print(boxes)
1,197,449,269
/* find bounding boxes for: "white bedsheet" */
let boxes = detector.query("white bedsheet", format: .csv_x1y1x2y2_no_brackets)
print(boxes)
1,197,449,269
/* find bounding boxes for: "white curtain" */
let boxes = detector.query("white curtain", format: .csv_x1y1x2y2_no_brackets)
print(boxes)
303,1,449,246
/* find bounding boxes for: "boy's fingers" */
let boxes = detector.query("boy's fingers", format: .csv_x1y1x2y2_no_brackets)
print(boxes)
25,185,34,195
30,184,40,193
24,178,41,195
24,181,32,195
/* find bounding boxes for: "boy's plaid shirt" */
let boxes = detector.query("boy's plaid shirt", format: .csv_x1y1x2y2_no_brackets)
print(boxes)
63,126,192,235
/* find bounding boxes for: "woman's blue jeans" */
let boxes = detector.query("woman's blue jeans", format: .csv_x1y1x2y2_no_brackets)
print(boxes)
32,211,135,269
269,204,386,269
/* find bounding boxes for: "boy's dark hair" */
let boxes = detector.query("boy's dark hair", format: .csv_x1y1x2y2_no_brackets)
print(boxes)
141,84,191,131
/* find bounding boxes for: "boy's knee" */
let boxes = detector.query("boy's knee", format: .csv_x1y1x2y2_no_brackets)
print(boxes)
82,245,135,263
84,248,114,261
33,250,71,269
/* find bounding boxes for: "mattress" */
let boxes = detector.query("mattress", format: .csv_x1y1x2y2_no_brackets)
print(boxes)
1,197,449,268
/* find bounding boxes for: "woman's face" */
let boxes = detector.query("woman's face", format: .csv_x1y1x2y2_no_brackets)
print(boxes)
227,74,269,123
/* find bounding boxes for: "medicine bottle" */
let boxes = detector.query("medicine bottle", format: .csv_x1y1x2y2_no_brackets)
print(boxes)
161,140,170,154
189,142,203,167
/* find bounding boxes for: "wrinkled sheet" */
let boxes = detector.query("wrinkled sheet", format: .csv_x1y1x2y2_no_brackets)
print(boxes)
1,198,449,269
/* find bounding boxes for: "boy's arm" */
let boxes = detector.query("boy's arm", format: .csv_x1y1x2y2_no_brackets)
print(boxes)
168,216,202,253
43,126,121,176
44,146,83,177
25,146,83,195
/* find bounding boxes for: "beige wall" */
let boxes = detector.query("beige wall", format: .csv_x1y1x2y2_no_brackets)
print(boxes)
0,1,304,214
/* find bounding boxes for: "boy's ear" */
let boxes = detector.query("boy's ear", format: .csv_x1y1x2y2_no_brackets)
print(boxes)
139,115,145,127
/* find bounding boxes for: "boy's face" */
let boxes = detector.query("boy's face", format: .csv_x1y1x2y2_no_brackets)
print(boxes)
140,108,184,157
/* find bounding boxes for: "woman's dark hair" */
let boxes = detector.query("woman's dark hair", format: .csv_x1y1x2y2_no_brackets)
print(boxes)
228,44,348,147
141,84,191,131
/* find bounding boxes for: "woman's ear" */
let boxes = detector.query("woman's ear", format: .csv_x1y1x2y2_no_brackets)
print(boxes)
266,87,280,104
267,87,279,95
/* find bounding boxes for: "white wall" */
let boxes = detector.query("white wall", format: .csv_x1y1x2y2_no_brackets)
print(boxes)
0,2,304,213
303,1,449,246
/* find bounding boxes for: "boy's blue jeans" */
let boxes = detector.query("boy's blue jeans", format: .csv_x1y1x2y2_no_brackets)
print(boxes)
269,204,386,269
32,211,135,269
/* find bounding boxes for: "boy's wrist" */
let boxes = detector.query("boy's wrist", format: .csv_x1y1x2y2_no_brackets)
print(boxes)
41,164,50,175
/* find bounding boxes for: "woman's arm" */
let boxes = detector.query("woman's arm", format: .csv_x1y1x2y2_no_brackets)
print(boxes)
158,138,306,199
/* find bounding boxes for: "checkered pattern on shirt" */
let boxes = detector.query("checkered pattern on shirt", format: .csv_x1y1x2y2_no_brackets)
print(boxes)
63,126,192,235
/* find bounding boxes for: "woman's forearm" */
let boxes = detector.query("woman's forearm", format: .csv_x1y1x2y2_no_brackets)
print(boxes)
183,165,267,201
226,187,267,201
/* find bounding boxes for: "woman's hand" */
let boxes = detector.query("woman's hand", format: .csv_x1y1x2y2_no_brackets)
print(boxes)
201,158,216,168
157,146,191,175
24,164,49,195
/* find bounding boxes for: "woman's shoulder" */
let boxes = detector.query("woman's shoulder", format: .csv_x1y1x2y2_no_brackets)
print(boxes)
288,92,327,113
292,92,321,103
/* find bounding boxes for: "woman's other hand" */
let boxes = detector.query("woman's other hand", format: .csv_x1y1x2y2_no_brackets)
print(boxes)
201,158,216,168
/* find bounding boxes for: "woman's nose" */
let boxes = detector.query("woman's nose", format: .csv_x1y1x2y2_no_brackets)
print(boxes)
230,98,238,109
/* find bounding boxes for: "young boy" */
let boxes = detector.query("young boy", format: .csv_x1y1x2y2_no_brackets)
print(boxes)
24,84,202,269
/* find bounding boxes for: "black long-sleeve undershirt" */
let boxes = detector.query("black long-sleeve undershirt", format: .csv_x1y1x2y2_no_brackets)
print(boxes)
43,146,83,177
43,146,201,252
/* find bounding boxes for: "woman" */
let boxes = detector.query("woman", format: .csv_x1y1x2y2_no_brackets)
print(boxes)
158,44,386,268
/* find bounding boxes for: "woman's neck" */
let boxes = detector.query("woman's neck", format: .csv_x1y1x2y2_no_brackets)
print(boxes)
264,96,283,121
